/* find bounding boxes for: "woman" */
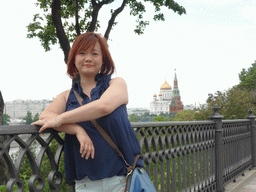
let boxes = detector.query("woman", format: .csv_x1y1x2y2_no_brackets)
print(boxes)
32,32,143,191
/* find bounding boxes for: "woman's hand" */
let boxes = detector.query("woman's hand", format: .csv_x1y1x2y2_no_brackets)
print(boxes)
76,129,95,159
32,116,95,159
32,116,62,133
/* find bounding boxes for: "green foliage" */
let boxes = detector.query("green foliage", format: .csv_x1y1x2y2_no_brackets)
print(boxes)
239,61,256,91
0,185,6,191
193,63,256,120
153,115,167,121
129,112,174,122
23,112,41,124
23,111,33,125
153,113,173,121
27,0,186,52
139,112,157,122
152,113,174,121
174,110,196,121
3,114,10,125
196,86,256,120
194,108,212,121
129,114,138,122
33,113,40,122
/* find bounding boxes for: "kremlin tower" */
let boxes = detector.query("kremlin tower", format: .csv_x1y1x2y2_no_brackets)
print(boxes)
169,72,183,115
150,71,183,115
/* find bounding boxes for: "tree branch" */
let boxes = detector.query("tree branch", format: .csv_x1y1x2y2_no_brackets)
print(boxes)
91,0,97,7
104,0,127,40
52,0,70,63
88,5,100,32
88,0,110,32
74,0,80,36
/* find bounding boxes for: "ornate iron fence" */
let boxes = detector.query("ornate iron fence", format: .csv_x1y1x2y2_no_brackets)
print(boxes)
0,104,256,191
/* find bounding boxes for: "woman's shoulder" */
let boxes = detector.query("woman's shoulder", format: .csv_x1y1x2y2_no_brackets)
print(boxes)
109,77,127,86
56,89,72,102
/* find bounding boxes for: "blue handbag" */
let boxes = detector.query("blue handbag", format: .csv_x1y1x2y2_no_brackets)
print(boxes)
73,91,157,192
124,155,157,192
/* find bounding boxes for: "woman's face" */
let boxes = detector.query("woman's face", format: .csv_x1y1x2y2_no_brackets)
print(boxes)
75,41,103,77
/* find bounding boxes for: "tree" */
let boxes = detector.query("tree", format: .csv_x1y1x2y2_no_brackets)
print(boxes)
194,108,212,121
3,114,10,125
23,111,33,125
174,110,196,121
27,0,186,63
239,61,256,91
194,63,256,120
138,112,148,122
153,115,166,122
196,86,256,120
129,113,138,122
33,113,40,122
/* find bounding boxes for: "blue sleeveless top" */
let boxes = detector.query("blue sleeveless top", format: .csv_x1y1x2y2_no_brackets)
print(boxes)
64,74,144,181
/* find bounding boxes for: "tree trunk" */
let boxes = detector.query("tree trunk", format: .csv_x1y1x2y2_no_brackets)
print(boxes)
0,91,9,185
52,0,71,63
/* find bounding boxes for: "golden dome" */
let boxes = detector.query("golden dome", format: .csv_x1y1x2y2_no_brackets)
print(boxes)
160,81,172,90
153,93,157,97
159,92,162,96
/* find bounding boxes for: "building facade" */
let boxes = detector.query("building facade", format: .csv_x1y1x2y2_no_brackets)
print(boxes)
127,108,150,117
150,72,183,115
5,99,52,119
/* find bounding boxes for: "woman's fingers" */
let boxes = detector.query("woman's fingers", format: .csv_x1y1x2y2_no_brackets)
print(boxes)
32,118,56,133
31,120,45,133
91,146,95,159
81,144,89,159
85,146,90,159
39,126,47,133
85,145,94,160
31,120,42,126
76,130,94,159
80,142,94,159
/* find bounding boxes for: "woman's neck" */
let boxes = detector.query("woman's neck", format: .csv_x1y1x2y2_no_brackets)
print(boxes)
80,74,97,88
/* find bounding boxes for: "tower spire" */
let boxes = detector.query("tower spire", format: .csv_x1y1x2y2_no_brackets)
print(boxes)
173,70,180,97
174,72,177,81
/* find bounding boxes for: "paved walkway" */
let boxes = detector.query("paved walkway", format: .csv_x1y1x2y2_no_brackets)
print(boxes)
225,169,256,192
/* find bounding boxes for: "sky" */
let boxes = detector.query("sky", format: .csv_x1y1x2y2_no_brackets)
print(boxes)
1,0,256,109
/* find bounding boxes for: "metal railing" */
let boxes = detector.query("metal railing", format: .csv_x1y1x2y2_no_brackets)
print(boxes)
0,104,256,191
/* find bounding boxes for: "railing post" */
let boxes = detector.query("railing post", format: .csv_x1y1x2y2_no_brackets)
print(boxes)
209,104,224,192
246,108,256,169
0,91,3,125
0,91,9,185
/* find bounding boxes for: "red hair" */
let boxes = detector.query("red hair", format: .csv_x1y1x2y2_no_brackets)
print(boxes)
67,32,115,78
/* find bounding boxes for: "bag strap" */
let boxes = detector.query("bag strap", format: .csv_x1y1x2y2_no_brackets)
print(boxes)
90,119,123,157
73,90,133,166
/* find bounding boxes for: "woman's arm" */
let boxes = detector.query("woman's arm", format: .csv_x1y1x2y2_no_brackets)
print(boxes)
55,123,95,159
32,90,95,159
35,77,128,131
59,77,128,124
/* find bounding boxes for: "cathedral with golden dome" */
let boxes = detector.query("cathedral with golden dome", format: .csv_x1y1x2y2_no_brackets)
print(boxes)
150,72,184,115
